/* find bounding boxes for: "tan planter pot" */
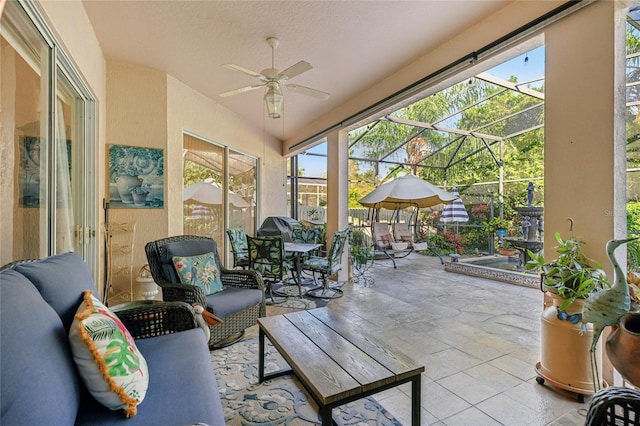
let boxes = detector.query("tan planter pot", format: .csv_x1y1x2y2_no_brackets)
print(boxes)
535,292,600,402
498,248,517,256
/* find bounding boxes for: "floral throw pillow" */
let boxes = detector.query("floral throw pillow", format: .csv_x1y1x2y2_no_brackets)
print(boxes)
68,291,148,418
172,252,223,295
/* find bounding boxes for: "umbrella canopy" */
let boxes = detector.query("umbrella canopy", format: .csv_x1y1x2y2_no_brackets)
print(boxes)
183,178,250,208
359,174,458,210
440,187,469,223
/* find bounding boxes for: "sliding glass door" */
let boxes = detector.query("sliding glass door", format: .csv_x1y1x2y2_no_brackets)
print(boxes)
0,1,96,269
183,133,257,266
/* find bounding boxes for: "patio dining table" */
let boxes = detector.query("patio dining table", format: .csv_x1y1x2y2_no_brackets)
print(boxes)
283,242,323,297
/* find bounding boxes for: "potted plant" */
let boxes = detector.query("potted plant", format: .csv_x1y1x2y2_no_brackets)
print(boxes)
525,231,610,401
498,240,517,256
526,232,609,314
484,217,510,235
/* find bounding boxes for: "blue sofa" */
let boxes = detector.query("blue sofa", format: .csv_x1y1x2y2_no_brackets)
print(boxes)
0,252,225,425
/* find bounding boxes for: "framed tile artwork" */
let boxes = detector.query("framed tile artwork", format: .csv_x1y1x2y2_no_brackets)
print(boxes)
108,144,164,208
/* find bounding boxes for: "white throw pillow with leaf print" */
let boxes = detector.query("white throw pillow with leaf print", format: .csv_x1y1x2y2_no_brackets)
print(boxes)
68,291,148,418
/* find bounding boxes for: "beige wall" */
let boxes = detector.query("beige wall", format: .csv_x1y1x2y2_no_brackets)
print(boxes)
545,1,627,268
166,73,285,236
103,62,286,298
106,62,169,290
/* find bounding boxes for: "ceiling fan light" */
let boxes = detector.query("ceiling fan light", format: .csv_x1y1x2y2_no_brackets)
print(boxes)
264,83,283,119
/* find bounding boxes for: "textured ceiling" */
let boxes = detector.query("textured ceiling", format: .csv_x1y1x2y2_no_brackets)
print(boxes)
82,0,513,141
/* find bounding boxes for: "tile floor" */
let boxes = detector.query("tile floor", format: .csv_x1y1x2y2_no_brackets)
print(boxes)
248,252,592,425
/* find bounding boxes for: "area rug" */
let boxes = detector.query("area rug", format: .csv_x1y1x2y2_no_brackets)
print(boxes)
211,337,402,425
269,281,345,310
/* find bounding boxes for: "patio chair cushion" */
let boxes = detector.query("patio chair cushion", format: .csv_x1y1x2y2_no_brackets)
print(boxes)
391,242,409,251
413,242,429,251
397,233,412,242
172,252,223,295
68,291,149,418
159,240,217,284
379,233,392,246
205,286,263,319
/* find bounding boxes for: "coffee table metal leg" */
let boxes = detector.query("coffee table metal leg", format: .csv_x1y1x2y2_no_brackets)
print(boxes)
258,328,265,383
412,375,421,426
320,406,332,425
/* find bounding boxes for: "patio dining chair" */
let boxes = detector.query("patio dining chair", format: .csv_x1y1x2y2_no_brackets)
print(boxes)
291,226,321,259
246,235,293,303
302,229,349,299
226,227,249,269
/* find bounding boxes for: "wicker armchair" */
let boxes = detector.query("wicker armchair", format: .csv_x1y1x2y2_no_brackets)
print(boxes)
111,300,199,339
585,386,640,426
145,235,266,348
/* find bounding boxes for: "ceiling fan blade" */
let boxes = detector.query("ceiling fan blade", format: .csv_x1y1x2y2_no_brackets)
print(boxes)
219,84,264,97
285,84,330,100
279,61,313,80
223,64,264,79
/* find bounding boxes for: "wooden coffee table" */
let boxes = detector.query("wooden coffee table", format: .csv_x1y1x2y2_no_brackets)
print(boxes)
258,307,424,425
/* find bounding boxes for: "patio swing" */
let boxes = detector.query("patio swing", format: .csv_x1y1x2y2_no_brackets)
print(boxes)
367,203,436,268
359,174,458,268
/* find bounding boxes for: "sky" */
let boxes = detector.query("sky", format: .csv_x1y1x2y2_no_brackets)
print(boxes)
297,46,546,178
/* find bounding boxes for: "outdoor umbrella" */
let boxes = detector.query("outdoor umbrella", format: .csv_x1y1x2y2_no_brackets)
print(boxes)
439,187,469,230
359,174,458,210
187,205,214,220
183,178,250,208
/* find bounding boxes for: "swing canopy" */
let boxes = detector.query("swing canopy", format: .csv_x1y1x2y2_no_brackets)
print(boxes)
359,174,458,210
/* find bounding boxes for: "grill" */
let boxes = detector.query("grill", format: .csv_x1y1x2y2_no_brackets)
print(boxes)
257,216,300,242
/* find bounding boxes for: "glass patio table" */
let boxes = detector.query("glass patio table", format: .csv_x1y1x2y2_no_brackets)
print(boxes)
283,242,323,297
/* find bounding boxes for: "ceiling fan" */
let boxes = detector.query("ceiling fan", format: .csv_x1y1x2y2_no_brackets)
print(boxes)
219,37,330,118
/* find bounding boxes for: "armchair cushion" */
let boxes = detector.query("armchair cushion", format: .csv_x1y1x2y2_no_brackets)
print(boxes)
158,240,218,283
68,291,148,418
206,286,264,319
172,252,223,295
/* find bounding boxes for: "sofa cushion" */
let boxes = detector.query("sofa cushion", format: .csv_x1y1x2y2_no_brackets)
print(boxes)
172,252,223,295
14,251,97,331
1,269,81,425
69,291,149,418
206,286,263,318
159,239,218,284
75,329,224,425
